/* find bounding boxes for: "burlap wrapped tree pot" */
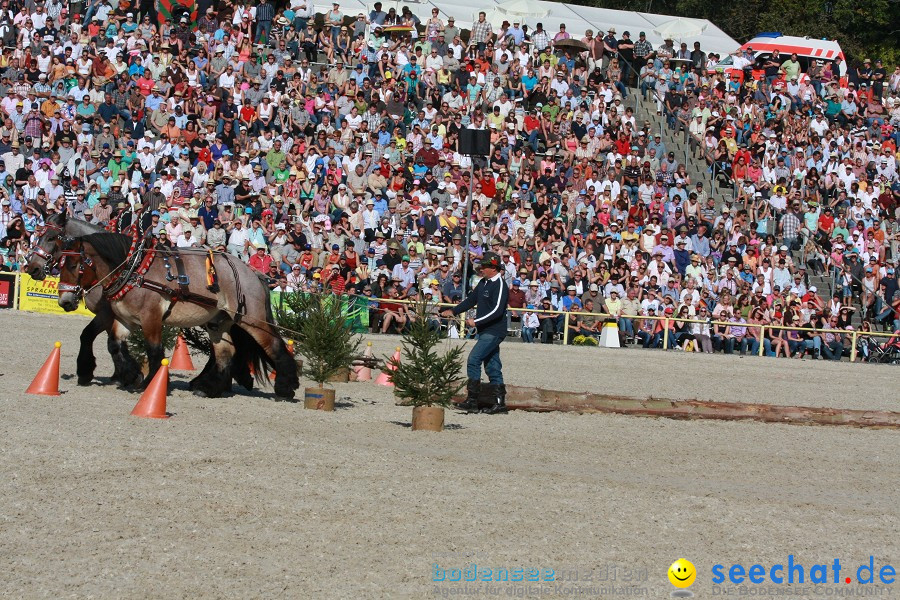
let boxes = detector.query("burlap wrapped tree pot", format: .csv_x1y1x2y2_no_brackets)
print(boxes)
389,301,466,432
327,367,351,383
411,406,445,431
304,387,336,411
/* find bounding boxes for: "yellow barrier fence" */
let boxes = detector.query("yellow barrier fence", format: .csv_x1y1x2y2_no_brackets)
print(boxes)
346,293,896,362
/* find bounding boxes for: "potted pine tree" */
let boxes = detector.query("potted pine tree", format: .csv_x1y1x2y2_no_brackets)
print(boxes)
389,301,466,431
293,294,361,410
128,326,180,377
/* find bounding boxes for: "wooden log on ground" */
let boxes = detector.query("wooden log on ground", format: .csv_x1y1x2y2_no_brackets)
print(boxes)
454,385,900,429
350,356,381,368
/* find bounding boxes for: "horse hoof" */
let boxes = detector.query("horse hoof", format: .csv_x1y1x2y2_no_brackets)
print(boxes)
194,390,210,398
275,396,297,403
77,377,93,386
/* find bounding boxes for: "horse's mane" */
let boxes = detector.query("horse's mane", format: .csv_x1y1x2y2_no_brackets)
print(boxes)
49,212,105,234
81,232,132,266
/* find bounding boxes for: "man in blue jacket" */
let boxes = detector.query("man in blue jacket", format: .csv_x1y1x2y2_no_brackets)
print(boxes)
441,252,510,414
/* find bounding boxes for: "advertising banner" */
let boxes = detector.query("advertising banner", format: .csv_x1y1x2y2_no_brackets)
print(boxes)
17,273,94,317
0,272,15,309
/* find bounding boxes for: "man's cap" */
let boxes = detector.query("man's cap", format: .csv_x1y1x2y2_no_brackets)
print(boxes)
480,252,502,270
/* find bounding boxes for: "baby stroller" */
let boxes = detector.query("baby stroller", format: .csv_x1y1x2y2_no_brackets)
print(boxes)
866,331,900,364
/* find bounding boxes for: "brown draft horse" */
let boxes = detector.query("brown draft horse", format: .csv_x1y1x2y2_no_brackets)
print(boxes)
25,213,256,392
57,232,299,401
25,213,142,387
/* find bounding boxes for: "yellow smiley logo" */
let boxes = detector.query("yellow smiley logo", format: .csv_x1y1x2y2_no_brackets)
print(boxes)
668,558,696,588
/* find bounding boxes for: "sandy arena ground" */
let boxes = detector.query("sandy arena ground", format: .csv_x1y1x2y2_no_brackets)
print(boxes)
1,310,898,599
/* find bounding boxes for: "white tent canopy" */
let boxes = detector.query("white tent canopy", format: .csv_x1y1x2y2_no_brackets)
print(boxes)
310,0,739,56
483,0,551,31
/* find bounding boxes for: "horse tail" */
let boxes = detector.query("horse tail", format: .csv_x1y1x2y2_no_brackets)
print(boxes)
233,267,299,399
230,325,273,385
232,271,285,385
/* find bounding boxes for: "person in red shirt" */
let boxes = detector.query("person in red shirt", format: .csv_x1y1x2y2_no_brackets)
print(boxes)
523,111,540,135
732,143,751,167
614,133,631,156
239,102,257,132
248,244,273,273
324,264,346,294
479,168,496,198
817,208,835,240
342,243,358,269
508,278,526,325
628,200,648,226
136,73,155,96
415,139,440,167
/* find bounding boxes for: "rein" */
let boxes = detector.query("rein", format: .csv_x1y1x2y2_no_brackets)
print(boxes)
57,226,143,301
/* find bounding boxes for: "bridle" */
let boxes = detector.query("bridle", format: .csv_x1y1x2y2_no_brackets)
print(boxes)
57,240,95,299
26,223,73,275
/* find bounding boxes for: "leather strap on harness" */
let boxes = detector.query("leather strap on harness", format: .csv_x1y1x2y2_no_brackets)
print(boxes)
206,249,220,293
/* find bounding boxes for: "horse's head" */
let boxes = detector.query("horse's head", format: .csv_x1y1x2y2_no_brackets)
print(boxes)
57,239,99,312
25,211,68,281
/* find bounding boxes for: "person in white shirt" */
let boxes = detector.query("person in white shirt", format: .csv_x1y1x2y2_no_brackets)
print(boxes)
521,306,539,343
218,66,237,91
442,89,465,112
550,72,569,97
838,165,857,189
424,48,443,72
176,229,200,248
226,221,251,259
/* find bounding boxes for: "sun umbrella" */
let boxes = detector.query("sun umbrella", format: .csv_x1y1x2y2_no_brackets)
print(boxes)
652,17,708,41
553,38,589,52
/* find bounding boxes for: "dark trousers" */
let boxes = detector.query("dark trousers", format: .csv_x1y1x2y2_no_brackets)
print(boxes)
539,318,556,343
467,332,505,384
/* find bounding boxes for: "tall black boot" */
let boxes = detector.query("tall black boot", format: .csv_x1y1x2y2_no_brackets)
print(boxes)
482,383,508,414
457,378,481,412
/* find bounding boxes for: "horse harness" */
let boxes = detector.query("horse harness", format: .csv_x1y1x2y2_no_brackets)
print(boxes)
62,227,233,321
27,222,67,275
140,248,222,322
57,244,94,296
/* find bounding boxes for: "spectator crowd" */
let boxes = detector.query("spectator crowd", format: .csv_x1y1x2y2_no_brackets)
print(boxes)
0,0,897,360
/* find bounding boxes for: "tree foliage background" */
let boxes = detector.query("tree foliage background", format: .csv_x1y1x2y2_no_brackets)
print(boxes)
573,0,900,64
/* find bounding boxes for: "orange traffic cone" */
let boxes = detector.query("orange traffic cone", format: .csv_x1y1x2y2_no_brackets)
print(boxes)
169,334,195,371
375,347,401,387
353,341,373,382
26,341,62,396
131,359,170,419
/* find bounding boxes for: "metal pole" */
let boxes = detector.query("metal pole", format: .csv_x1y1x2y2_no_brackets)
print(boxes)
460,159,476,300
850,331,859,362
758,325,766,356
662,317,669,351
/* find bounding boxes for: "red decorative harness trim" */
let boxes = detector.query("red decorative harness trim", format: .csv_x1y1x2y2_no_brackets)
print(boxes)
107,245,157,301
